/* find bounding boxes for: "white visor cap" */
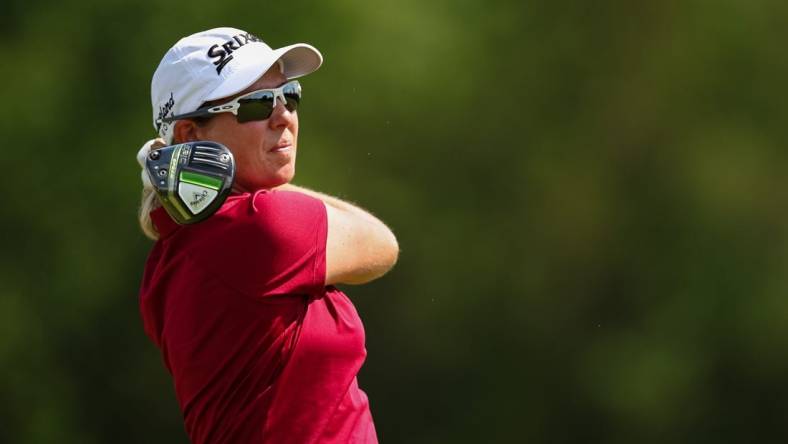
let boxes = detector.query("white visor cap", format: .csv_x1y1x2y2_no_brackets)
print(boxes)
151,27,322,142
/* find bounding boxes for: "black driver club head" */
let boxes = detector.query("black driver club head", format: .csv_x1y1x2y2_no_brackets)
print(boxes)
145,141,235,224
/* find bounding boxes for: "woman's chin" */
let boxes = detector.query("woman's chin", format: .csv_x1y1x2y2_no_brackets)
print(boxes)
271,167,295,187
241,169,295,191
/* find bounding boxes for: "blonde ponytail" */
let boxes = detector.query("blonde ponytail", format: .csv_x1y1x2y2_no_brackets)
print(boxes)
139,187,162,240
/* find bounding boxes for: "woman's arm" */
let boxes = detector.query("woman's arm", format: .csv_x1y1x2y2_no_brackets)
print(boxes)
277,184,399,286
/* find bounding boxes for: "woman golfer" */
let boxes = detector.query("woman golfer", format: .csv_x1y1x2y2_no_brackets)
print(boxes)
136,27,398,444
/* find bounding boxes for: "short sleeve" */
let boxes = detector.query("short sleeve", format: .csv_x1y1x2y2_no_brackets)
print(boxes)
197,190,328,298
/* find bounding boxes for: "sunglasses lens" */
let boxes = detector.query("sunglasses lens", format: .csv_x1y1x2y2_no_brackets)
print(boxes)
234,82,302,122
237,94,275,123
283,93,300,112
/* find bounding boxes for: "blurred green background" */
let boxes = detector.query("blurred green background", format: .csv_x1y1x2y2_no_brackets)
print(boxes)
3,0,788,442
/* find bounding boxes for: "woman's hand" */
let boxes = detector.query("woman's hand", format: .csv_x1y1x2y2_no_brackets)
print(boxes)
151,138,167,150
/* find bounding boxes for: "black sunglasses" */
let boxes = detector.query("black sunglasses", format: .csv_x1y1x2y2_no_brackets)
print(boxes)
158,80,302,125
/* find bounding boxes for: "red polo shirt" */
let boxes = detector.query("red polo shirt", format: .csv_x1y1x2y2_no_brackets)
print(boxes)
139,190,377,443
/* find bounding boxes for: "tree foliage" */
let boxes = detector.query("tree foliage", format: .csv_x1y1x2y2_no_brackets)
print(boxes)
3,0,788,442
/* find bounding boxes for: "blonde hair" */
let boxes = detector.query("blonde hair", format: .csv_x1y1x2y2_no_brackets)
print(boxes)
139,187,162,240
137,139,164,241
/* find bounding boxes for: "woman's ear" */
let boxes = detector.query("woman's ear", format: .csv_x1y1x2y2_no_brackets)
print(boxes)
173,120,199,144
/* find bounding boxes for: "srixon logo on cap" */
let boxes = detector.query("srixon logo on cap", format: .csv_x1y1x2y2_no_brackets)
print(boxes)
207,32,263,74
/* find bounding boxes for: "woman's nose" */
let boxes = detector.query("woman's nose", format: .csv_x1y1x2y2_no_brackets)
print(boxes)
268,100,295,128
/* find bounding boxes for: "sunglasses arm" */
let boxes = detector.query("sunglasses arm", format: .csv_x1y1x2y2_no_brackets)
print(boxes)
157,102,240,124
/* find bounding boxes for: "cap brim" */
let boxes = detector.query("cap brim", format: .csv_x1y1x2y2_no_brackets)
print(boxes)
274,43,323,79
204,43,323,102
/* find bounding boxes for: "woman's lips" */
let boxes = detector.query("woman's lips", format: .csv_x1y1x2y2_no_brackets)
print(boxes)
269,143,292,153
